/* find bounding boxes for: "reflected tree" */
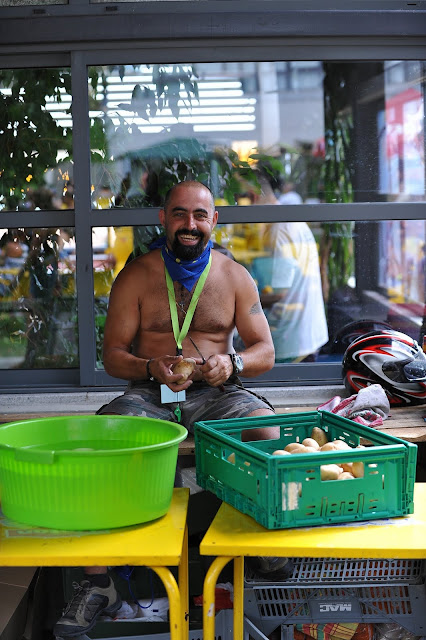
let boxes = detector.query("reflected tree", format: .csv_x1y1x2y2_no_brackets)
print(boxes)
0,68,72,211
89,64,261,207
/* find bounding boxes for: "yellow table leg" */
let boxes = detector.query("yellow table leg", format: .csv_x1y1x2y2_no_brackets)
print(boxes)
233,556,244,640
203,556,234,640
151,566,182,640
178,525,189,640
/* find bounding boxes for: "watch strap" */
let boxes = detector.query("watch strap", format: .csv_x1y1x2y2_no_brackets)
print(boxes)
228,353,242,375
228,353,234,374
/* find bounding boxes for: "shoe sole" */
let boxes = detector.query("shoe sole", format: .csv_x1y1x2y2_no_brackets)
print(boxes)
54,595,122,638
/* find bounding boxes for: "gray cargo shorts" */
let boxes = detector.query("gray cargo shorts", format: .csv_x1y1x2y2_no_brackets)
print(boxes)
96,377,275,432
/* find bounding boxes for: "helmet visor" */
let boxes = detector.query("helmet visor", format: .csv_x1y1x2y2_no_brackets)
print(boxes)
403,353,426,382
382,352,426,383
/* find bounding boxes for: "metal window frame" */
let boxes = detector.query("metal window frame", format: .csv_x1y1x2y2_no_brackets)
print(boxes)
1,3,425,390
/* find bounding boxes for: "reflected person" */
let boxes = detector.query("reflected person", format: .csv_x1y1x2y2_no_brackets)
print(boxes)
253,173,328,362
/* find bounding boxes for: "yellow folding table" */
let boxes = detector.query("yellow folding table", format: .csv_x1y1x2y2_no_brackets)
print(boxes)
200,482,426,640
0,487,189,640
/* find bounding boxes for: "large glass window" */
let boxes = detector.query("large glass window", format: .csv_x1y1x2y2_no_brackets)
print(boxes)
87,61,424,210
1,48,425,388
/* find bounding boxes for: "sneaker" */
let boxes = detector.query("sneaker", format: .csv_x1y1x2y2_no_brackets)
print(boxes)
54,578,122,637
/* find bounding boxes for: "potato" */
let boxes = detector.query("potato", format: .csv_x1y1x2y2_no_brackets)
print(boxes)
340,462,353,473
227,452,250,466
337,471,355,480
303,446,319,453
320,464,343,481
285,442,304,453
352,461,365,478
320,442,338,451
333,440,351,450
287,443,307,454
292,445,309,454
311,426,328,447
172,358,196,383
272,449,291,456
302,438,320,450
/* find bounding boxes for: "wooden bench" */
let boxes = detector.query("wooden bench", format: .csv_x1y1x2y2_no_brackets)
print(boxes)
1,406,425,483
1,405,426,457
1,406,426,439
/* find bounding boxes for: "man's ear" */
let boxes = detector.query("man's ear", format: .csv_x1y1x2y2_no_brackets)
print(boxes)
212,210,219,228
159,209,166,226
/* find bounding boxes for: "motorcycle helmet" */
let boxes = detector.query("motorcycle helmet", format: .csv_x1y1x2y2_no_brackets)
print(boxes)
342,329,426,406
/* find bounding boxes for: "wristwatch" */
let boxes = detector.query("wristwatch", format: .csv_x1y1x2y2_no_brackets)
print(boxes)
229,353,244,376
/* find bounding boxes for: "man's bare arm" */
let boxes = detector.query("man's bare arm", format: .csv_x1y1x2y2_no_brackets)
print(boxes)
102,268,150,380
233,266,275,377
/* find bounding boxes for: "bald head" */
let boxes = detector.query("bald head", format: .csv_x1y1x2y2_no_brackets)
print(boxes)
163,181,215,211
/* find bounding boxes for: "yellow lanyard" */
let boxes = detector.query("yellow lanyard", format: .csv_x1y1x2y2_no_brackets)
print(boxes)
164,254,212,355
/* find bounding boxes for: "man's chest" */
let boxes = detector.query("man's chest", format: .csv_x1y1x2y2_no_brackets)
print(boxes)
140,280,234,334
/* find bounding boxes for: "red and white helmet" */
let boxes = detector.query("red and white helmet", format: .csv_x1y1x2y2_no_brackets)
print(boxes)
342,329,426,406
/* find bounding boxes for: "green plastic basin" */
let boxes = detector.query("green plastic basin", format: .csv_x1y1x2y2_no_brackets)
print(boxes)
0,415,187,530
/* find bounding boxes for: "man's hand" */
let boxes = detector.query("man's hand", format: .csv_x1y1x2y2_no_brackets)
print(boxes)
148,355,204,391
199,354,233,388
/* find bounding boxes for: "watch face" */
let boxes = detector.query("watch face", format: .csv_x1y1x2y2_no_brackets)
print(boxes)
234,354,244,374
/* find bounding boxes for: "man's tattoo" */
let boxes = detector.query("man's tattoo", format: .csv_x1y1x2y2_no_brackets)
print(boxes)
249,302,262,315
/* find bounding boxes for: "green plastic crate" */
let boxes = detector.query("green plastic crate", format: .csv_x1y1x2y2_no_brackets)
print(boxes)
194,411,417,529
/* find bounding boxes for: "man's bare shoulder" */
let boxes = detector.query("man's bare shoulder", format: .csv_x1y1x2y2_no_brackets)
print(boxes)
211,249,257,288
112,249,162,291
212,248,239,269
120,249,161,274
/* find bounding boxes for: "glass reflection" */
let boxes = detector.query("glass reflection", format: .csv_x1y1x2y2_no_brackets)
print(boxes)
0,227,78,369
0,68,73,212
88,60,425,208
93,219,426,369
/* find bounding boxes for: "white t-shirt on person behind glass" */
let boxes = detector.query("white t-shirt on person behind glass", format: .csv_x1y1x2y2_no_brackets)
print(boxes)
267,222,328,361
278,191,303,206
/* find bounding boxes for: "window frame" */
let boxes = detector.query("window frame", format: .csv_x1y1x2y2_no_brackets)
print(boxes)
1,3,425,390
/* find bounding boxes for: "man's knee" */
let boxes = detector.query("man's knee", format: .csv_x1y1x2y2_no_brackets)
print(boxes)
243,408,278,441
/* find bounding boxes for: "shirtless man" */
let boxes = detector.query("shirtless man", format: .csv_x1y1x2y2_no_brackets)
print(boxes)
54,180,277,638
97,179,277,432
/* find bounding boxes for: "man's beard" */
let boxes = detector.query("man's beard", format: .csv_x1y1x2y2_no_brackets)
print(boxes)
172,230,206,261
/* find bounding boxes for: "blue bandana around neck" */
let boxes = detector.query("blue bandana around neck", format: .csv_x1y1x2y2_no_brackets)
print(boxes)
149,235,213,291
